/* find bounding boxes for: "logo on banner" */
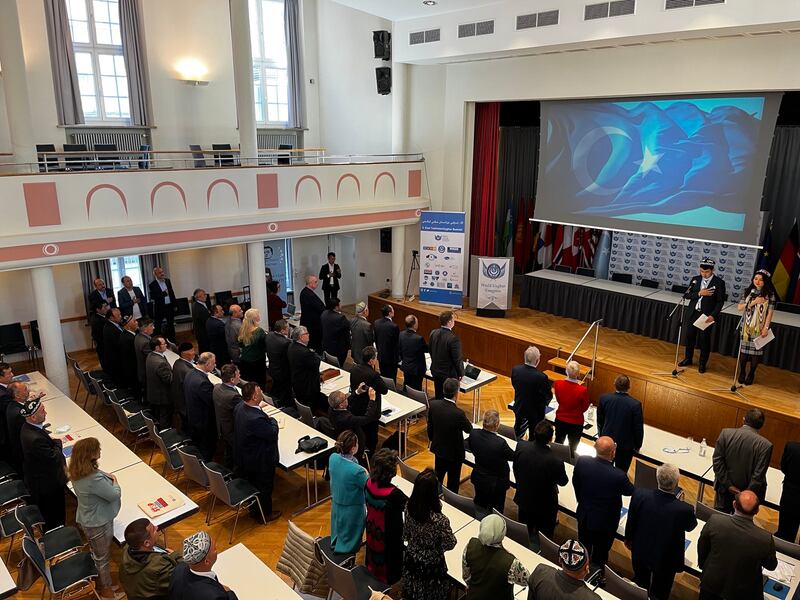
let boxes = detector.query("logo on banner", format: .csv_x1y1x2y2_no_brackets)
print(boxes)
481,262,506,280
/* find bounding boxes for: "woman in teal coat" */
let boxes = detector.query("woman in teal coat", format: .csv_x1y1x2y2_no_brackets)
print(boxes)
329,429,369,553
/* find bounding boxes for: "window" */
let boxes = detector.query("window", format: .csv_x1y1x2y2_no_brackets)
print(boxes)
67,0,130,122
249,0,289,126
108,255,143,291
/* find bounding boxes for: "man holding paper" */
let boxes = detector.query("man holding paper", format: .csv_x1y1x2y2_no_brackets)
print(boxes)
679,258,726,373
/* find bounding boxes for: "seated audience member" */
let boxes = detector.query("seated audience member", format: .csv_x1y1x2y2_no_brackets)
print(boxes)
329,430,369,554
624,464,698,600
553,361,590,456
597,374,643,473
321,297,351,368
468,409,513,515
348,347,387,453
184,352,218,461
288,325,326,412
402,469,457,600
510,346,551,441
206,304,230,366
572,435,634,576
212,364,242,467
225,304,244,365
266,281,286,330
120,518,182,600
513,420,568,542
169,532,237,600
428,378,472,492
527,540,600,600
365,448,407,585
265,319,292,407
463,514,530,599
238,308,268,388
328,389,379,461
776,440,800,542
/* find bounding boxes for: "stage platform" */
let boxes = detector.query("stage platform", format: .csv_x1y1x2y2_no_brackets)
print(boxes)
369,292,800,468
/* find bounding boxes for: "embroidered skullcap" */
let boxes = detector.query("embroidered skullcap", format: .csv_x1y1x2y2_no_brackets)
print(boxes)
355,302,367,314
20,398,42,418
699,257,716,268
559,539,588,571
182,531,211,565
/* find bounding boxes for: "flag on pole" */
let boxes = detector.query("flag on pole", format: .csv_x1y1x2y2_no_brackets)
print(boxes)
576,228,599,268
757,221,774,271
593,229,612,279
502,208,514,257
772,220,799,302
535,222,553,270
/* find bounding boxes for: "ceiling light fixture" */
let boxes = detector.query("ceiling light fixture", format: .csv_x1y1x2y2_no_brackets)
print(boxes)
423,1,437,5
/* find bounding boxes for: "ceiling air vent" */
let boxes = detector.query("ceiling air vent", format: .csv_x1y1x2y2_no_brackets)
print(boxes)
537,10,559,26
409,31,425,45
424,28,440,43
585,2,609,20
458,23,475,38
609,0,635,16
516,13,537,30
475,20,494,35
666,0,723,8
585,0,634,20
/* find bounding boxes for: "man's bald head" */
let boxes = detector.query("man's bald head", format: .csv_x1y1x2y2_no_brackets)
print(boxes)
734,490,760,517
595,436,616,460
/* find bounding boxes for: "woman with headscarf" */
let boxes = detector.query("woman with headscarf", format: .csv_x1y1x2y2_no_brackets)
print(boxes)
328,430,369,554
462,514,530,600
736,269,777,385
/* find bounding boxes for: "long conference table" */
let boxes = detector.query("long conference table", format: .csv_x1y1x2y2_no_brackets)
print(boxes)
521,269,800,372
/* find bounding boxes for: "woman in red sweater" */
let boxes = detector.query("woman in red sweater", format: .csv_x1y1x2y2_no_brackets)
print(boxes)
553,361,590,456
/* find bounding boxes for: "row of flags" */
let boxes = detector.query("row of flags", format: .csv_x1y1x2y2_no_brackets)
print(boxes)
759,220,800,304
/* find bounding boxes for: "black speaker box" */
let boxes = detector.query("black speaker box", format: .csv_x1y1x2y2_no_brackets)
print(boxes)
380,228,392,253
373,30,391,60
376,67,391,95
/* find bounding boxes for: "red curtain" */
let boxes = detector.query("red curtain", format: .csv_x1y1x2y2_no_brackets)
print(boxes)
469,102,501,257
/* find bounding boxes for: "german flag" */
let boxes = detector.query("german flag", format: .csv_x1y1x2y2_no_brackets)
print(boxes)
772,220,799,303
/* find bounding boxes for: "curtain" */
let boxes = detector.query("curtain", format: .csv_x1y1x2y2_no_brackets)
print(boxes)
469,102,501,258
496,126,539,260
284,0,306,129
139,252,168,287
80,260,113,317
762,127,800,258
119,0,153,126
43,0,84,125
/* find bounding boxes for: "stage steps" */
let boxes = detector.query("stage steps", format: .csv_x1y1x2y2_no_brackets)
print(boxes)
544,369,568,383
548,357,592,377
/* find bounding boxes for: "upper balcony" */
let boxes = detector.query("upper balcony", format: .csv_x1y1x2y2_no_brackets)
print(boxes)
0,149,430,271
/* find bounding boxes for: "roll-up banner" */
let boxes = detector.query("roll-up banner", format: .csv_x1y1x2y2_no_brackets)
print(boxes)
419,211,465,307
477,257,512,310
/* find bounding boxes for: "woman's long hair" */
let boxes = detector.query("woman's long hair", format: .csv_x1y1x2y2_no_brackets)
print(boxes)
238,308,262,347
68,437,100,482
743,269,779,300
407,468,441,523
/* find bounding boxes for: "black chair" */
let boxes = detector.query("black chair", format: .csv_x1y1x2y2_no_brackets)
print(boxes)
492,509,531,549
550,443,572,464
173,297,193,324
22,536,98,598
36,144,62,173
138,144,152,169
633,460,658,490
319,547,389,600
214,290,233,308
398,458,420,483
605,566,648,600
109,397,148,451
63,143,91,171
671,284,688,294
278,143,293,166
203,463,264,543
94,143,122,170
0,322,32,363
538,532,559,563
777,302,800,315
611,272,633,284
29,320,42,369
774,536,800,560
639,278,659,289
14,504,84,562
212,143,235,167
695,501,726,522
189,144,207,168
576,267,595,277
554,264,572,273
442,486,477,518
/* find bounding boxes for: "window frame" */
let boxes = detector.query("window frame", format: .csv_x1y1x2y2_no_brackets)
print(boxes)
251,0,290,128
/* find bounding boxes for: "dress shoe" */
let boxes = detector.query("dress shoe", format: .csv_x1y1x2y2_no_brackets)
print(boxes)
698,364,706,374
265,510,282,523
678,359,692,367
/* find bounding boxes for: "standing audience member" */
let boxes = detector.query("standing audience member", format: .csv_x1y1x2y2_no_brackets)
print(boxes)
213,364,242,468
299,275,325,353
265,320,292,407
402,469,457,600
624,464,698,600
350,302,374,366
170,343,195,433
120,518,182,600
237,308,268,388
428,311,464,400
374,305,400,382
698,490,777,600
319,252,342,306
321,297,351,368
597,374,643,473
149,266,177,341
233,383,281,523
118,275,147,319
184,352,218,461
119,316,141,396
69,437,122,600
6,382,43,474
169,532,238,599
510,346,551,441
365,449,407,585
134,318,155,393
288,326,325,412
89,277,116,309
191,290,211,353
91,302,110,371
462,514,530,600
348,347,388,455
553,361,590,456
398,315,428,392
20,398,67,529
266,281,286,330
427,378,472,492
572,436,634,576
103,308,125,386
513,420,568,542
225,304,244,365
206,304,230,366
328,389,380,462
777,440,800,542
0,365,11,464
712,407,773,511
145,336,173,430
468,409,513,515
527,540,600,600
328,430,369,554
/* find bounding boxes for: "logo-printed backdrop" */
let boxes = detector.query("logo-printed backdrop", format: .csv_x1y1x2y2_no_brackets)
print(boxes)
608,232,758,302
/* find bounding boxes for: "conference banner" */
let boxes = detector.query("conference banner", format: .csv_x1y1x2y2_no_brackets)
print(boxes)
477,257,512,310
419,211,465,307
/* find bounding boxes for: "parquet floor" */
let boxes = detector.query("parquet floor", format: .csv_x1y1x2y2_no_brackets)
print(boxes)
4,341,780,600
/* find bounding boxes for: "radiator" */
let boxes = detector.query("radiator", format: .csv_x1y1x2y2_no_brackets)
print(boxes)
257,130,299,150
68,128,149,151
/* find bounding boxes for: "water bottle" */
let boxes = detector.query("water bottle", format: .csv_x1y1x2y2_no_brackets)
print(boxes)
699,438,708,457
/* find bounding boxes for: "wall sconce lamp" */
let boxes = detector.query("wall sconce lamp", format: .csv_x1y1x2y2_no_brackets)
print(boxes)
175,58,210,86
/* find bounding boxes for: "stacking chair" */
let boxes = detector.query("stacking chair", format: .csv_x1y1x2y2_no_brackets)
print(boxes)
441,486,477,519
576,267,595,277
694,500,726,522
212,143,236,167
774,536,800,560
36,144,63,173
671,284,689,294
109,398,147,451
319,547,389,600
189,144,207,168
203,463,264,543
397,458,420,483
380,376,396,393
295,401,316,429
63,143,91,171
276,521,328,597
177,447,231,496
611,272,633,284
633,460,658,490
0,462,15,484
22,537,98,599
605,566,648,600
492,509,531,548
497,424,515,441
14,505,84,562
554,264,572,273
404,386,428,411
0,480,29,514
138,144,151,169
323,352,340,368
0,322,31,364
538,532,559,563
0,506,23,563
94,143,121,169
639,278,659,289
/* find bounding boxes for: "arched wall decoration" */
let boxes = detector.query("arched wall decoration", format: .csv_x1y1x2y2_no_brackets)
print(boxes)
206,178,239,209
294,175,322,203
373,171,396,197
85,184,128,217
150,181,188,213
336,173,361,200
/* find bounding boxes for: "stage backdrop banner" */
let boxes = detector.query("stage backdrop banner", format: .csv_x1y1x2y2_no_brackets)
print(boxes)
608,232,758,301
477,257,512,310
419,211,465,307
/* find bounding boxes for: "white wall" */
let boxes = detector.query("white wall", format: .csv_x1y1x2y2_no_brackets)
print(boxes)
0,78,11,153
166,245,249,301
407,63,446,207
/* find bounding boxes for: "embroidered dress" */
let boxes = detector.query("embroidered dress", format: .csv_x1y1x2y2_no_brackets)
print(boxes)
740,293,776,356
402,510,457,600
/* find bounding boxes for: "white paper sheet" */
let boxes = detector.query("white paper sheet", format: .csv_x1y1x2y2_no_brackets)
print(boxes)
753,328,775,350
693,314,713,330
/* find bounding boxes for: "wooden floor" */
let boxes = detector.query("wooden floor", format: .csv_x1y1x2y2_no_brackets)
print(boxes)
4,340,781,600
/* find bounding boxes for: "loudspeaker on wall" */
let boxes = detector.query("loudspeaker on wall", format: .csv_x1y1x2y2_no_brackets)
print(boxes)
376,67,391,95
380,228,392,253
373,30,391,60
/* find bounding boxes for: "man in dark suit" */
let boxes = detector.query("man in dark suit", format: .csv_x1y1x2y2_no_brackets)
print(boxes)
328,388,380,462
624,463,698,600
319,251,342,306
777,440,800,542
698,490,777,600
213,364,241,468
347,347,388,455
148,266,177,342
169,531,238,600
191,289,211,353
678,257,727,373
510,345,551,441
89,277,116,310
206,304,230,366
234,383,281,523
90,302,110,372
20,398,67,530
265,320,292,408
103,308,125,386
429,311,464,400
134,318,155,392
427,378,472,492
118,316,141,397
145,336,173,429
349,302,374,366
374,304,400,383
572,436,634,574
299,275,325,353
287,326,325,412
6,382,43,475
184,352,218,461
597,374,644,473
321,297,351,368
170,343,196,433
398,315,428,392
117,275,147,318
712,407,773,511
0,363,15,465
513,420,568,541
467,409,513,513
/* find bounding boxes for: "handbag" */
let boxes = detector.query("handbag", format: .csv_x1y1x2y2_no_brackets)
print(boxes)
295,435,329,454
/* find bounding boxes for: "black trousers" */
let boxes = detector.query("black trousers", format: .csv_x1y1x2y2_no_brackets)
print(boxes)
323,287,338,306
240,360,267,389
554,420,583,456
434,456,462,493
149,403,173,431
268,375,293,408
684,309,714,366
614,447,635,474
33,485,66,530
379,361,398,383
433,376,446,401
243,467,275,516
154,309,175,343
713,488,736,513
514,406,545,441
402,372,424,394
471,472,508,514
698,589,724,600
518,503,558,541
578,523,615,570
632,555,677,600
776,485,800,542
